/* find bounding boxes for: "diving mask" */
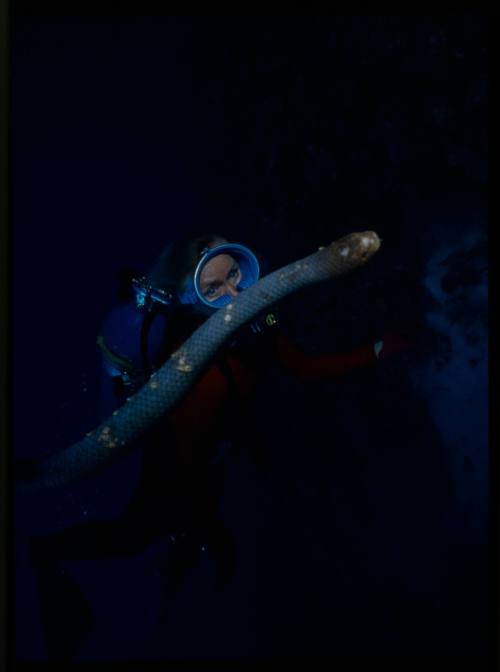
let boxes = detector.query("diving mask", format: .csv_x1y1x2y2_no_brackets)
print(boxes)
179,243,260,309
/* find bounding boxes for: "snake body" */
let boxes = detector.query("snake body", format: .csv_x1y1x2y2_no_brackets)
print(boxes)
16,231,381,493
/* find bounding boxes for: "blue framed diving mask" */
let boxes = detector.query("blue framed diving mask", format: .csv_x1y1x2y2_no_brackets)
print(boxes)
178,243,260,309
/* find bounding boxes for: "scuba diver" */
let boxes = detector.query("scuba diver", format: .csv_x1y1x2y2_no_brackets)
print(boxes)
28,231,412,660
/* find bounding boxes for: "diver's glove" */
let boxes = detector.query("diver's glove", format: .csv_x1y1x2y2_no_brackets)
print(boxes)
373,332,415,360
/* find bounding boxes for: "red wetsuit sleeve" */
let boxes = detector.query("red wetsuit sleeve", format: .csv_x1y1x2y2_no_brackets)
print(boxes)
273,331,377,382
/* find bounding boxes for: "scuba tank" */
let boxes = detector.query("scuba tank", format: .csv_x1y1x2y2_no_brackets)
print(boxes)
97,275,177,395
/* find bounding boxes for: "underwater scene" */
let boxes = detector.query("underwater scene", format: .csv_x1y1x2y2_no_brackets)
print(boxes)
12,15,489,663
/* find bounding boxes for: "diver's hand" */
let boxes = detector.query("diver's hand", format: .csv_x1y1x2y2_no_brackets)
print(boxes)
374,333,415,360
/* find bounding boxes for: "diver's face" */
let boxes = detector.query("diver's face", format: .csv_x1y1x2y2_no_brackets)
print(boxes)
199,253,242,302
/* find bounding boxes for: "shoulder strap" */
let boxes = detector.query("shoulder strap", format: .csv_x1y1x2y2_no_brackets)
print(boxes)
139,304,159,381
97,333,146,390
96,333,135,373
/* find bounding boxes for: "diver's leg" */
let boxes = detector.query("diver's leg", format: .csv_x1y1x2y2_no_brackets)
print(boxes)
157,511,236,604
33,557,95,661
204,515,236,592
30,516,150,566
196,462,237,591
154,467,214,615
158,531,205,603
29,507,160,660
156,461,236,614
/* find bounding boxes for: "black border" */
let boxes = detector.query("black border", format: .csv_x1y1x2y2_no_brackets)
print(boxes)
1,0,10,670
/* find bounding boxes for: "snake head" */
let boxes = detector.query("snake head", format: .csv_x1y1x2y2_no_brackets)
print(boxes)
313,231,381,281
330,231,381,266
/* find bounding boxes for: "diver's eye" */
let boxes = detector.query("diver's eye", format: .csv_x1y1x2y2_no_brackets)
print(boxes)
228,266,239,279
205,286,218,297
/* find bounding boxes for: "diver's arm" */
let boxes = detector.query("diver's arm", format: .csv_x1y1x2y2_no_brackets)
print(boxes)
273,332,377,381
273,331,413,382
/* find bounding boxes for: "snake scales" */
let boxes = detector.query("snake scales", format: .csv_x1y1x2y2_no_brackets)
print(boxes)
16,231,381,493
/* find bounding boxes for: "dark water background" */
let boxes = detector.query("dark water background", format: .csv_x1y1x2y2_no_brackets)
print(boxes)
12,15,489,661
